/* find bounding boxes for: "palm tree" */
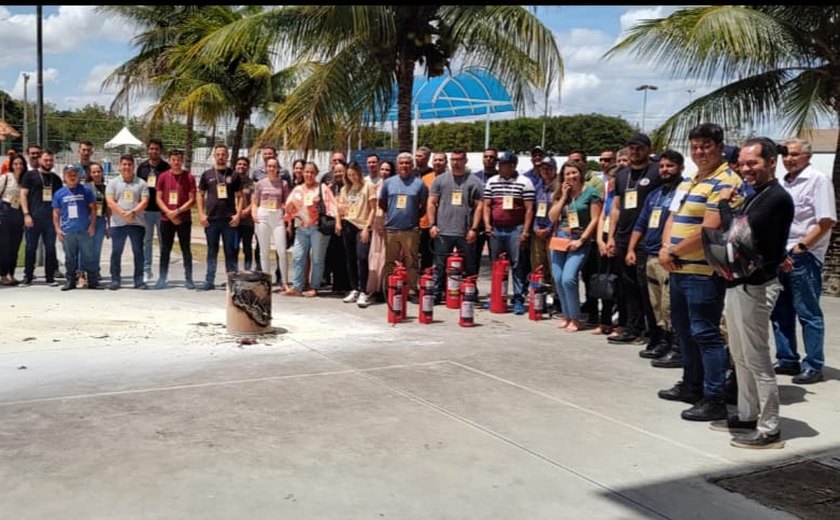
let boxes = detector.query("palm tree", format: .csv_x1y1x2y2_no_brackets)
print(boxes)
605,6,840,295
193,5,562,153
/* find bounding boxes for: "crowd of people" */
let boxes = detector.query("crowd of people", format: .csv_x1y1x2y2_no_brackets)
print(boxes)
0,124,836,449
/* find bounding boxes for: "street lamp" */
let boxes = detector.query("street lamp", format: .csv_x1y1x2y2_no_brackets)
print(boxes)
635,84,658,132
22,72,30,153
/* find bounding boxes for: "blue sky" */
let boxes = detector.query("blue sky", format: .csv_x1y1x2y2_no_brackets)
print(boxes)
0,5,785,138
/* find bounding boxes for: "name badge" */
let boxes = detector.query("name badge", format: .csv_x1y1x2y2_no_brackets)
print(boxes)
567,209,580,229
97,203,103,217
68,204,79,220
264,199,277,210
649,208,662,229
502,195,514,210
42,187,52,202
217,184,228,199
451,191,463,206
604,215,611,234
624,189,638,210
169,191,179,206
348,205,359,219
396,194,407,209
147,174,157,187
536,202,547,218
304,192,315,206
123,190,134,204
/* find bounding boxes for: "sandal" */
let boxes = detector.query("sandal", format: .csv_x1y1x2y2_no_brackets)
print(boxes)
303,289,318,298
283,288,303,297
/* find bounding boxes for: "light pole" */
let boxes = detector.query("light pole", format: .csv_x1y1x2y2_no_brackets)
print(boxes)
635,84,658,132
22,73,30,153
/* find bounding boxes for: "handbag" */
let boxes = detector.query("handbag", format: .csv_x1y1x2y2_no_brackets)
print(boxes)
317,183,336,236
589,260,618,301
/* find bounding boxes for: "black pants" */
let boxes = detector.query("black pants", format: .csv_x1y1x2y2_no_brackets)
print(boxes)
0,204,24,277
419,227,435,271
324,232,350,291
341,221,371,293
433,234,477,298
580,244,601,320
238,224,255,271
160,219,193,283
24,214,57,281
617,245,654,337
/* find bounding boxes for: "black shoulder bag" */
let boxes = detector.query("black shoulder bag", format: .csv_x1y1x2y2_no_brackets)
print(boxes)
317,183,336,236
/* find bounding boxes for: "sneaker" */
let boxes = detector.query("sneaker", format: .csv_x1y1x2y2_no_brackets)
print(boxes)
512,301,526,315
357,292,371,308
185,280,196,290
108,282,120,291
134,283,150,290
343,290,360,303
773,363,800,376
196,283,216,292
21,278,33,286
730,431,784,449
154,279,168,290
709,415,757,434
144,272,154,284
681,397,727,422
47,279,60,287
60,283,77,292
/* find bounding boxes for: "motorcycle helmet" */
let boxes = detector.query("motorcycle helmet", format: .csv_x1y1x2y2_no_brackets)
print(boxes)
701,216,763,281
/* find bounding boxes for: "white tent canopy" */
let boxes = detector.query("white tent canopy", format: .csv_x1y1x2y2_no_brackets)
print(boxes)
104,126,143,149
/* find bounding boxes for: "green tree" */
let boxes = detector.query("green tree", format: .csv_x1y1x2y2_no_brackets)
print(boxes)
195,5,562,153
605,5,840,294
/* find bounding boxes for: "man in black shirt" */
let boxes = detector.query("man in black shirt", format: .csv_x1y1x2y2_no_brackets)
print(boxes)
19,150,63,286
136,139,171,284
711,138,793,449
606,133,660,344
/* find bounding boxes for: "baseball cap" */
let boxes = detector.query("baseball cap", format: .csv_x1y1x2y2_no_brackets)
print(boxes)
627,133,652,147
63,164,79,174
530,145,545,155
722,145,739,164
498,152,518,166
539,156,557,169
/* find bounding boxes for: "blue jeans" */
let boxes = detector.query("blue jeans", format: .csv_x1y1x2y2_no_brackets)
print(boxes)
24,215,57,281
292,226,328,291
143,211,161,275
110,225,145,286
550,234,591,320
64,231,96,281
78,216,106,282
670,273,727,398
489,224,525,304
204,219,239,284
772,252,825,371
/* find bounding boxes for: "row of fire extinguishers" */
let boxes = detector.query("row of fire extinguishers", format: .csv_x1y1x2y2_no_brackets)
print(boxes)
386,249,554,326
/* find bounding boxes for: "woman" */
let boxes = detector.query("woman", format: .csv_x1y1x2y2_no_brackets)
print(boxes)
337,161,377,307
284,162,338,297
548,160,603,332
365,159,394,300
252,157,290,292
235,157,256,271
0,154,27,285
593,165,623,336
85,162,110,287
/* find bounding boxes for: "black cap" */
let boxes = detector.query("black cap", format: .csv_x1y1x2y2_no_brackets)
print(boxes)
531,145,545,155
498,152,518,166
627,133,652,147
539,156,557,169
722,145,739,164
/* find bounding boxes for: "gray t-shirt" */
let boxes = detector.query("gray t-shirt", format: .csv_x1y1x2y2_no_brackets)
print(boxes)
106,175,149,228
430,171,484,236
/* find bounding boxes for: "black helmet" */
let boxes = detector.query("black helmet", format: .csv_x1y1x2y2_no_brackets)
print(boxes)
701,216,763,281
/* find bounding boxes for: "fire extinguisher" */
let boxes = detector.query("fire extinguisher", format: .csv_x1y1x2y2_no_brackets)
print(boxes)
445,248,464,309
459,275,478,327
528,265,547,321
387,263,408,324
489,252,509,313
418,267,435,324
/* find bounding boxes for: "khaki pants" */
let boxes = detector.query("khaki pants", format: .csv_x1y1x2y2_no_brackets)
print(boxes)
646,257,671,332
385,229,420,292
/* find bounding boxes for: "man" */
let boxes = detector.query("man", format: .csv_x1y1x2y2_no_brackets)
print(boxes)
427,147,484,301
710,137,794,449
657,123,742,422
366,154,380,180
472,147,498,277
531,156,560,313
483,151,535,315
606,134,660,344
106,154,150,290
413,146,434,178
51,165,97,290
771,138,837,384
379,151,428,299
136,139,170,284
197,143,243,291
19,150,62,286
74,140,95,180
626,150,685,365
418,151,448,271
318,150,347,184
154,150,196,290
523,146,546,188
568,149,605,198
598,149,617,184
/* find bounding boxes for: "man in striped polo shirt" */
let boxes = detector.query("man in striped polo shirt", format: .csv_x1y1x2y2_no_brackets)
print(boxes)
483,152,535,315
656,123,743,422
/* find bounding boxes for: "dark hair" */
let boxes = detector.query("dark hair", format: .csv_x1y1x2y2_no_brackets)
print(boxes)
292,158,306,170
333,158,348,169
366,153,380,162
262,146,278,154
688,123,724,144
10,154,28,172
119,153,135,163
79,139,94,148
484,146,498,154
742,137,780,163
659,149,685,166
169,149,184,158
84,161,101,183
147,138,164,150
569,149,588,159
346,161,365,188
235,156,251,166
380,160,396,176
451,147,467,156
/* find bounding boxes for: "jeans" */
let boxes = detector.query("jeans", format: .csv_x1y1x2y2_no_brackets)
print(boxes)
433,234,476,297
143,210,161,275
63,231,96,281
292,225,328,291
160,219,193,283
110,225,145,286
77,216,106,283
489,224,526,304
772,252,825,371
550,234,591,321
342,221,371,293
204,219,239,285
24,215,57,281
670,273,727,399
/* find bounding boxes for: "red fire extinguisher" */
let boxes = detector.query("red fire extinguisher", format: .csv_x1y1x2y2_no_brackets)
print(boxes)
445,248,463,309
489,252,509,313
528,265,546,321
459,275,478,327
418,267,435,324
387,262,408,324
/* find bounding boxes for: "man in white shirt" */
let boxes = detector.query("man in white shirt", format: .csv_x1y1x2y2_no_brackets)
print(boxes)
771,138,837,385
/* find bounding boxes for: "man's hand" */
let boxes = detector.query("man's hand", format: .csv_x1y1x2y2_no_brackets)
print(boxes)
200,215,209,228
625,250,636,266
606,237,616,258
56,229,65,242
24,215,34,229
230,214,241,227
429,225,439,239
780,255,794,273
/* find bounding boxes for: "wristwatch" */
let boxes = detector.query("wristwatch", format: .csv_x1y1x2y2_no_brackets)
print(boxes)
797,242,808,252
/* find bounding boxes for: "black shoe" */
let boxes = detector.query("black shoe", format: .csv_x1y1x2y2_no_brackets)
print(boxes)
639,339,670,359
773,363,801,376
134,283,150,290
21,277,33,286
658,382,702,404
197,283,216,291
709,415,757,434
154,280,168,290
792,368,824,385
108,282,120,291
651,351,684,368
87,282,103,290
46,279,59,287
608,330,640,344
730,431,784,449
60,283,76,291
185,280,196,290
54,270,65,279
681,397,727,422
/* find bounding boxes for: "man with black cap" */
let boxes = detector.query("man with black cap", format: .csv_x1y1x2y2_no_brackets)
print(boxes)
523,146,546,188
606,133,660,345
531,155,561,313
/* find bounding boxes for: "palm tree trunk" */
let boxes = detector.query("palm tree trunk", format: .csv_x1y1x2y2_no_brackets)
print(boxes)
184,109,195,172
823,122,840,296
396,55,415,152
231,109,248,162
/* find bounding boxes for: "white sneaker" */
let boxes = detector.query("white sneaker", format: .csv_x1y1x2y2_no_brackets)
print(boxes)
144,272,154,284
343,290,360,303
357,292,371,308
